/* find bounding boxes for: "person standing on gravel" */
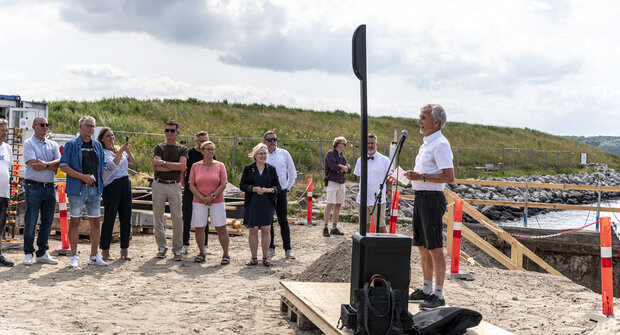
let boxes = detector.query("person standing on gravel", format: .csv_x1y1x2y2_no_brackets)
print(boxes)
322,136,351,237
151,120,187,261
354,133,392,233
400,104,454,309
264,131,297,260
0,119,14,267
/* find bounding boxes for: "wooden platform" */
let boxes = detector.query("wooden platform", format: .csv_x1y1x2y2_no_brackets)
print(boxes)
280,281,514,335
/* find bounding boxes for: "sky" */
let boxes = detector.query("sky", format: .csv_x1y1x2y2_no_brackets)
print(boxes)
1,0,619,136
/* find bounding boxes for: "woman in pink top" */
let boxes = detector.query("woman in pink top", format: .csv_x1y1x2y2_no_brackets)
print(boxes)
188,141,229,265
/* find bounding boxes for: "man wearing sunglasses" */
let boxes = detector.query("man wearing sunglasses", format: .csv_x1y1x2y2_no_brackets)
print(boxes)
151,121,187,261
264,131,297,260
60,116,107,268
22,117,61,266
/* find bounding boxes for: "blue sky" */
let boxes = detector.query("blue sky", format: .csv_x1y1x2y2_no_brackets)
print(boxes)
1,0,619,136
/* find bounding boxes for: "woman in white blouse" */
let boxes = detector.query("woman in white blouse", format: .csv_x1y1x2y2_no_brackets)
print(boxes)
97,127,136,260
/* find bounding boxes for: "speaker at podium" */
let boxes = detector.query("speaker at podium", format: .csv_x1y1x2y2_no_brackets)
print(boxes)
350,232,412,308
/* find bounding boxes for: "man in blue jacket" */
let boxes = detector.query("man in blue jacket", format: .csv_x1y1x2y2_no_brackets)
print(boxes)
59,116,107,268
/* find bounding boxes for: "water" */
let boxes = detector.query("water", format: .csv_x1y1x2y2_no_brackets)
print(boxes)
497,198,620,231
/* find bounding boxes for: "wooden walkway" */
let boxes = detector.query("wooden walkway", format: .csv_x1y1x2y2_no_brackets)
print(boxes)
280,281,513,335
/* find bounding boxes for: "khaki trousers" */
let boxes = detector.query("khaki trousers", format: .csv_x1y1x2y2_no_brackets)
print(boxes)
152,181,183,254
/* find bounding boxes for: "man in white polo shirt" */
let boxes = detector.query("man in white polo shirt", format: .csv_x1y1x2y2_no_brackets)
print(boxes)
403,104,454,309
354,133,392,233
264,131,297,259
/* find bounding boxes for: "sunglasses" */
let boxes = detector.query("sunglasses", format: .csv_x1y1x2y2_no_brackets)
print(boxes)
35,123,51,127
164,129,177,133
265,138,278,142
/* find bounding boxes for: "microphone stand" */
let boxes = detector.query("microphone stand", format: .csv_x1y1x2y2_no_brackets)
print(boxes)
369,134,406,230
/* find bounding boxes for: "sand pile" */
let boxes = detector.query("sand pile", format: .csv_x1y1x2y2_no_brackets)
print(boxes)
295,239,352,282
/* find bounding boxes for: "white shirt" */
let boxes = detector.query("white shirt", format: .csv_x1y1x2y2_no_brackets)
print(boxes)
103,149,130,187
0,143,13,198
23,136,61,183
354,152,391,204
413,130,453,191
266,147,297,191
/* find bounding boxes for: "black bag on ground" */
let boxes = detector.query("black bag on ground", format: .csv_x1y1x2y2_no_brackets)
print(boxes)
353,274,411,335
409,307,482,335
338,303,357,330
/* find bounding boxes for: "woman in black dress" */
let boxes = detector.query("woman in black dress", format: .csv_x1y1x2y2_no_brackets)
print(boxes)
239,143,281,267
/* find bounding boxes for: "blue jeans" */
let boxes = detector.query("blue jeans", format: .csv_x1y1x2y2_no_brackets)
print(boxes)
68,185,101,218
23,183,57,257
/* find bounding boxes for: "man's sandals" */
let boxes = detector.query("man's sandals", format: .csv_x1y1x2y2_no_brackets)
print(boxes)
194,254,205,263
221,255,230,265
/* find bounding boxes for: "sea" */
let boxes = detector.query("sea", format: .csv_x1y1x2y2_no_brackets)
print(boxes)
497,198,620,231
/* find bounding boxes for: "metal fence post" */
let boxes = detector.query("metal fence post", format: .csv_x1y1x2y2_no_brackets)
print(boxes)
544,151,547,169
232,136,237,171
502,148,505,167
531,149,534,165
516,149,519,169
456,148,460,168
318,139,323,173
477,148,481,167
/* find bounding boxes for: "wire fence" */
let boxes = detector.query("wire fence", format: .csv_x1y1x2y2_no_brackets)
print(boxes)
112,131,613,179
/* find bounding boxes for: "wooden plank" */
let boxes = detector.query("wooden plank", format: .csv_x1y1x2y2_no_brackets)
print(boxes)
279,281,514,335
461,226,518,270
446,192,455,255
453,179,620,192
463,199,620,213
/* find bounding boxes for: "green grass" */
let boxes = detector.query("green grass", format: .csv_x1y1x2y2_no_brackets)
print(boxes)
47,98,620,183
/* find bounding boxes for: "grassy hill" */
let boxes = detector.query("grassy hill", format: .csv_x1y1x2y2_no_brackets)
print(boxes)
47,98,620,184
565,136,620,156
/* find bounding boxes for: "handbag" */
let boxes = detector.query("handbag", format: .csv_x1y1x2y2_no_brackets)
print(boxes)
353,274,407,335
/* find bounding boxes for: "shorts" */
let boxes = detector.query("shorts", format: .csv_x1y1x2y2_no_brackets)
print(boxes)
412,191,447,250
326,182,346,204
68,185,101,218
191,202,227,228
359,203,386,229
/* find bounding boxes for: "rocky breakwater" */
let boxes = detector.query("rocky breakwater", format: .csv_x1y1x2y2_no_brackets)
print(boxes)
448,164,620,223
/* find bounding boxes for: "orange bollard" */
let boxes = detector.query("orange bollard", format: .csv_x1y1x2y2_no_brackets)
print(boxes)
450,199,464,274
389,189,400,234
306,178,317,225
600,217,614,316
369,216,376,233
57,182,70,250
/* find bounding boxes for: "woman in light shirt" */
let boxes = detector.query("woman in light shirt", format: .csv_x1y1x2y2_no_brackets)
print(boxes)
98,127,135,260
188,141,229,265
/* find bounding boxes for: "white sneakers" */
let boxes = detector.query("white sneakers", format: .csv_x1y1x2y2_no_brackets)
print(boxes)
180,245,189,254
24,253,59,265
285,250,296,259
36,253,58,265
69,255,79,268
204,247,213,255
88,254,108,266
268,248,275,258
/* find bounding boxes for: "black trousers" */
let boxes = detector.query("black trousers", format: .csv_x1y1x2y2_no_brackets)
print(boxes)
101,176,132,249
182,187,207,247
270,190,291,251
0,197,8,238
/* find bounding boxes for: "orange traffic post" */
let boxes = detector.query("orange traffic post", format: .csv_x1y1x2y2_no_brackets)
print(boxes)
389,189,400,234
600,217,614,316
451,199,463,274
448,200,473,280
369,216,376,233
306,178,317,225
55,182,71,254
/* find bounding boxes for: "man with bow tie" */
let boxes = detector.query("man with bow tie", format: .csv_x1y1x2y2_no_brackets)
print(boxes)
354,133,392,233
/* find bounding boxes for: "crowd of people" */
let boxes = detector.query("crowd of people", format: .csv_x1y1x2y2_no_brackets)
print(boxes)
0,103,454,309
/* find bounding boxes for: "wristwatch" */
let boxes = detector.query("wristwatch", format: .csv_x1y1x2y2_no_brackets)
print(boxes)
45,163,49,169
211,193,216,198
422,173,427,182
162,161,167,167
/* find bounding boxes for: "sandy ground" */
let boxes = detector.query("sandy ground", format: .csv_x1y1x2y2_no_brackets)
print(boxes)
0,219,616,335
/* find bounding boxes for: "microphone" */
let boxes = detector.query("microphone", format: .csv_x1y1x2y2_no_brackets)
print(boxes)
397,129,408,155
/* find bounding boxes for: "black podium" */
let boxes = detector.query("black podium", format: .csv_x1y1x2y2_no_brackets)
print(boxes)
350,232,412,307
